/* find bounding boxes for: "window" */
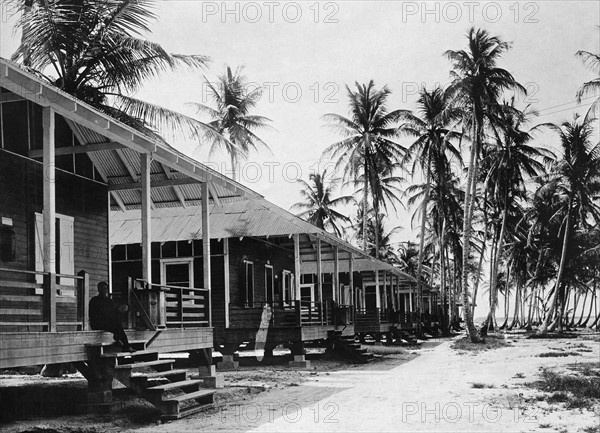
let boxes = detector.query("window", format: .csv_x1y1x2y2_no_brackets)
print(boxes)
35,212,74,285
244,261,254,306
282,270,294,305
265,265,274,304
161,258,194,287
0,227,16,262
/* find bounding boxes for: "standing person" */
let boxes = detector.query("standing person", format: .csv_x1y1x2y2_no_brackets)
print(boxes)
89,281,135,352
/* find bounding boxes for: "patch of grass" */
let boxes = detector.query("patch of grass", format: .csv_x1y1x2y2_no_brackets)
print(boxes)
538,423,552,428
567,362,600,377
531,368,600,409
583,425,600,433
452,335,509,352
513,372,525,379
537,351,580,357
471,382,495,389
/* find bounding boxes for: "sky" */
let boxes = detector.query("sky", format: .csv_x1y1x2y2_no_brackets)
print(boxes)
1,0,599,248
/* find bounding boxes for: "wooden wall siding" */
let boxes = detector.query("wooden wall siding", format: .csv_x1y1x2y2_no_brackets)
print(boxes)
227,237,294,308
0,98,100,180
0,328,212,369
0,150,109,298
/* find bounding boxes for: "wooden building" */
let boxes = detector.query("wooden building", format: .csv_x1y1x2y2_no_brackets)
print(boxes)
110,198,416,366
0,59,261,418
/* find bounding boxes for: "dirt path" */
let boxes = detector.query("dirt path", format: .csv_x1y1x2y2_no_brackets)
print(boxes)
1,335,598,433
248,335,600,433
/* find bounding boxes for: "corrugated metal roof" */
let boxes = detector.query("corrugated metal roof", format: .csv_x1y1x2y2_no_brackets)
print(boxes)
110,198,319,245
110,197,416,281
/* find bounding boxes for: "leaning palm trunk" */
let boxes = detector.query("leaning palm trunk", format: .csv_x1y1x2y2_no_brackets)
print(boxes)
472,188,491,319
415,157,432,337
461,119,483,342
540,199,573,333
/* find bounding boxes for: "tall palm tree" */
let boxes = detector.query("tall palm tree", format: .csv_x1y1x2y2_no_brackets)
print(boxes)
539,116,600,333
290,170,353,237
399,86,461,336
323,81,406,256
445,27,526,342
9,0,217,140
189,66,272,180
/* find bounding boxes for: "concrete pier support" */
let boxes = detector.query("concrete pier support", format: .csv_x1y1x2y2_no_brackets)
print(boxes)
288,342,310,368
216,344,239,370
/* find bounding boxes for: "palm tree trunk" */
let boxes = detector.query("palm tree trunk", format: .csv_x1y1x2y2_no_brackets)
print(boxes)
415,158,432,337
230,153,237,181
486,207,507,332
540,197,573,333
576,289,589,326
461,118,483,342
362,170,369,254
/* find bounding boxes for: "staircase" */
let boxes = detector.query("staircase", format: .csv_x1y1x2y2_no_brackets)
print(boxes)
331,330,374,363
390,326,420,345
85,340,215,421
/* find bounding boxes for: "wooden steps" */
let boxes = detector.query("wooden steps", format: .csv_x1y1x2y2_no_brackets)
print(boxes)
332,331,374,363
86,340,215,420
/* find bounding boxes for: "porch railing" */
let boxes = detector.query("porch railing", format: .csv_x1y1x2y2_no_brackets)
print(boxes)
228,300,352,328
355,307,394,325
0,267,89,332
135,281,209,329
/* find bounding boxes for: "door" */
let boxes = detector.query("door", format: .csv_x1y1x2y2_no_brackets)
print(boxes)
299,283,315,303
265,265,274,304
365,284,377,310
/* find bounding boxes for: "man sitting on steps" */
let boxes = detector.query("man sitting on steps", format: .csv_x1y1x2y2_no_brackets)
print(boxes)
89,281,135,352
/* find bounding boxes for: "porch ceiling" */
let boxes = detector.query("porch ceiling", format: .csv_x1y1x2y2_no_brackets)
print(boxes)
0,58,261,208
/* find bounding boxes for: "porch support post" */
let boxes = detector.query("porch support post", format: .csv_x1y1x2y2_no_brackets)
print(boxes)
42,107,56,332
202,182,212,327
316,238,322,303
140,153,152,283
375,269,381,309
224,238,230,328
294,234,301,301
349,253,354,306
333,246,339,303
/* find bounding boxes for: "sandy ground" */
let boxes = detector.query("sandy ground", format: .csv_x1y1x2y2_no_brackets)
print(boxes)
1,333,599,433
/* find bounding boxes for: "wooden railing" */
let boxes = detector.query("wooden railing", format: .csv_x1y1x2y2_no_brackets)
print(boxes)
0,268,89,332
150,282,209,329
228,300,353,328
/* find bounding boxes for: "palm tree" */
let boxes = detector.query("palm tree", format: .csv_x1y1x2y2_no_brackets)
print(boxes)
539,116,600,333
189,66,272,180
290,170,353,237
399,86,461,336
323,81,406,256
575,36,600,120
445,27,526,342
9,0,217,140
481,102,554,331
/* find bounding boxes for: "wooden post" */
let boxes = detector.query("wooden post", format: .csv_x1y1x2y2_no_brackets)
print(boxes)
224,238,230,328
140,153,151,282
201,182,212,327
293,234,301,301
333,246,339,303
78,270,90,331
42,107,56,331
316,238,322,321
375,269,381,309
349,253,354,322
